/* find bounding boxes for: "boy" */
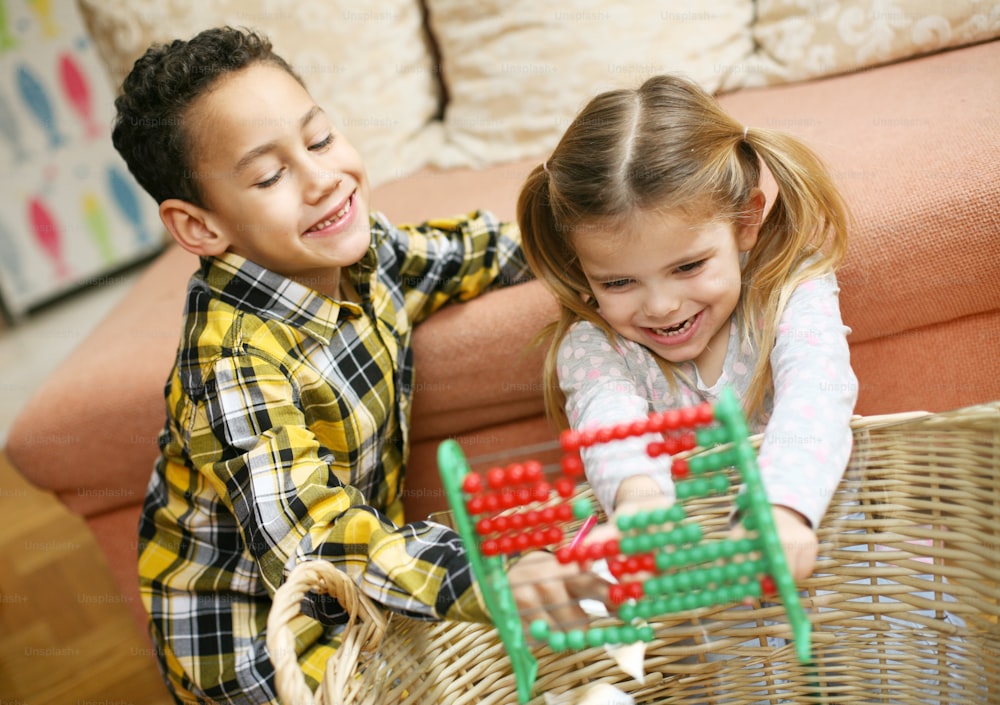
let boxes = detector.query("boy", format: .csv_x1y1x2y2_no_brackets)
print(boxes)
113,27,599,704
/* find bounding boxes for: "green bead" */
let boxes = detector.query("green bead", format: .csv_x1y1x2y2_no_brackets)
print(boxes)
617,513,633,532
621,625,639,643
632,510,651,529
573,497,594,520
655,552,673,571
567,629,587,650
688,456,706,474
618,602,637,622
620,536,637,555
667,505,687,522
639,625,656,642
651,506,671,525
548,631,567,651
682,593,699,610
711,473,730,494
604,626,621,644
684,523,703,543
637,533,654,553
587,627,606,647
529,620,550,641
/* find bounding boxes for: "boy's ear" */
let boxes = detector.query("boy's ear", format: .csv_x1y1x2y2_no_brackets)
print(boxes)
159,198,229,257
735,188,766,252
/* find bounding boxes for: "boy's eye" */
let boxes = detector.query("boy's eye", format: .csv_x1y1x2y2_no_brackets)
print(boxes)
677,259,706,273
309,134,333,151
254,170,283,188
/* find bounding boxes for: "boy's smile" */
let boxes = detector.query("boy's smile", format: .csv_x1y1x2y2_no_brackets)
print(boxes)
170,63,372,299
572,206,760,386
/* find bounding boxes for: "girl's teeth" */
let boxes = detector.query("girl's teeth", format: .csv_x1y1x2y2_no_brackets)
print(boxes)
655,317,693,336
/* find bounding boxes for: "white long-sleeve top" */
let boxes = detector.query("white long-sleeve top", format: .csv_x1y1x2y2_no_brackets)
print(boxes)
558,272,857,528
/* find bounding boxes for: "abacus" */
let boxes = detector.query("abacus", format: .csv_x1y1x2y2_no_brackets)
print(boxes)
437,387,811,703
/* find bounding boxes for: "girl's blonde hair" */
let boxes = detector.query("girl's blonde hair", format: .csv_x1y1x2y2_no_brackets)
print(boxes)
517,74,849,428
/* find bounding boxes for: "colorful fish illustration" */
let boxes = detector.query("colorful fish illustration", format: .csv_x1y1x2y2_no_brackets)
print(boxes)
25,0,58,38
107,166,152,244
0,89,29,162
58,52,101,139
16,63,65,148
83,192,115,264
0,0,16,51
28,196,68,278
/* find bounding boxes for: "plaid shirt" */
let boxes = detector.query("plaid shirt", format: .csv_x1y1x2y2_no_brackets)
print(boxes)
139,211,528,704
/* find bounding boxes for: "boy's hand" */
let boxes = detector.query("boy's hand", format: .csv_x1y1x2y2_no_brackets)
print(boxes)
507,550,609,628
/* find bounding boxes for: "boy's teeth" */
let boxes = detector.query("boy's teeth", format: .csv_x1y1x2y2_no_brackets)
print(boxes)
308,198,352,232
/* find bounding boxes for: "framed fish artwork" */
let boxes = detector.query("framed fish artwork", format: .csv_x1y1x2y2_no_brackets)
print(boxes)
0,0,163,320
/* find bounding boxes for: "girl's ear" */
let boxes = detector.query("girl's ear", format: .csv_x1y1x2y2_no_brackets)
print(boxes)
159,199,230,257
735,188,766,252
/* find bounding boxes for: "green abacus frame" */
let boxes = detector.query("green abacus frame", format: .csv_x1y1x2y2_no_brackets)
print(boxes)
438,387,812,703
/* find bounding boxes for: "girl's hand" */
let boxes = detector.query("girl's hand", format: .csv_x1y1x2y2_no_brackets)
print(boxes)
768,505,818,582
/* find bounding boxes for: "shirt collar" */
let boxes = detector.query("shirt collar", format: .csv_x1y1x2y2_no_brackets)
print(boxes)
199,251,371,345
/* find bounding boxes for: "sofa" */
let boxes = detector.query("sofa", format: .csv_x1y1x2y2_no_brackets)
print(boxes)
6,0,1000,646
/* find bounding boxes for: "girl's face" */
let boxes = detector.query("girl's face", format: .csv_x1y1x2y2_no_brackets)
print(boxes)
572,201,761,383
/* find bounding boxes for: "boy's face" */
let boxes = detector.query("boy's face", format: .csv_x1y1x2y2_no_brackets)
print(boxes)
182,63,371,298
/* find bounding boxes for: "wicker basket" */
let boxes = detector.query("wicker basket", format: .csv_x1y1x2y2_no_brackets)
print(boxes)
268,402,1000,704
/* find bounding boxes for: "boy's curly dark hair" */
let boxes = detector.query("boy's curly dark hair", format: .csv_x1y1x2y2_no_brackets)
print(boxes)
112,26,302,207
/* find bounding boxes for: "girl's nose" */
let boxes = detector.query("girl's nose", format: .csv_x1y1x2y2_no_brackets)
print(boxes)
642,284,681,318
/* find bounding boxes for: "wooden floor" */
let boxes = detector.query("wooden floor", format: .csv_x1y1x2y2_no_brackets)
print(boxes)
0,451,174,704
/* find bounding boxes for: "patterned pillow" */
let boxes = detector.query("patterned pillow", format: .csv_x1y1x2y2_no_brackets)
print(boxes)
742,0,1000,86
424,0,755,168
78,0,443,187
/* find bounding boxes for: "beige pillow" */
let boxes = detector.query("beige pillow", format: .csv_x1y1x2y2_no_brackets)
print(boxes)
424,0,755,168
742,0,1000,86
78,0,443,187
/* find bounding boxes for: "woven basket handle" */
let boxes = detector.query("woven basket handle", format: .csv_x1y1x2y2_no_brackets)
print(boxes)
266,560,388,704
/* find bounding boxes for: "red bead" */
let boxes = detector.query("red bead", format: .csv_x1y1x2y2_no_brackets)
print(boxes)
612,423,631,440
671,458,689,479
629,419,649,436
561,454,584,477
555,477,576,498
509,513,525,530
646,441,665,457
580,430,598,447
540,506,557,524
462,473,483,494
560,430,581,452
587,543,605,561
661,437,681,455
475,517,494,535
524,460,544,482
493,515,510,533
531,530,548,547
624,557,640,574
515,488,532,505
627,582,644,600
572,544,589,564
522,510,539,527
484,494,500,512
515,533,531,551
507,463,525,485
641,554,655,572
608,560,626,579
557,504,574,521
486,466,506,489
760,575,777,597
609,584,627,605
532,481,551,502
482,539,499,556
603,538,620,558
556,547,573,564
546,527,563,544
696,401,715,425
498,536,515,554
679,432,696,451
467,496,485,515
500,490,517,509
663,409,681,430
680,406,698,427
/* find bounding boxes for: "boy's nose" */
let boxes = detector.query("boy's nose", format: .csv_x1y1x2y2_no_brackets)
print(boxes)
304,165,339,203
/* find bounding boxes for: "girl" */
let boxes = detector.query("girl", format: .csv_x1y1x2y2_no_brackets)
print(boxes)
517,74,857,582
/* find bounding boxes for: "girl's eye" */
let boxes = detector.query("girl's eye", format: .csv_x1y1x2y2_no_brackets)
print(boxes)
602,279,632,290
254,169,284,189
309,134,333,151
677,259,706,273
